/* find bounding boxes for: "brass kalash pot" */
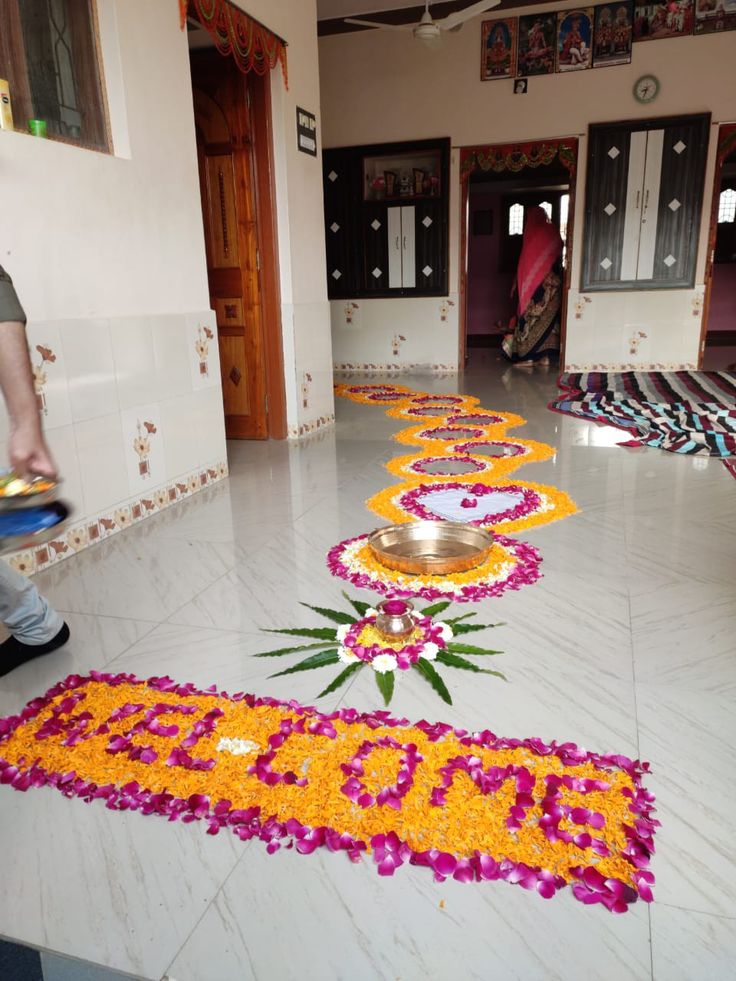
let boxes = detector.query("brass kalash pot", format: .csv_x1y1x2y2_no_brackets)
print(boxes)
374,599,416,639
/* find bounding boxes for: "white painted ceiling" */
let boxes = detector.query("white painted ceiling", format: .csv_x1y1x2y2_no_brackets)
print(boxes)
317,1,425,20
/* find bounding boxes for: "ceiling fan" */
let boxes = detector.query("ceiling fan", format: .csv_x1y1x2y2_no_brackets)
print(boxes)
345,1,501,46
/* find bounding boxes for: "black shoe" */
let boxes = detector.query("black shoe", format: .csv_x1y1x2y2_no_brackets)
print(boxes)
0,622,70,677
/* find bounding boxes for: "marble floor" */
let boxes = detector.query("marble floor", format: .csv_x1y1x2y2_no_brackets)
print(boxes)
1,353,734,981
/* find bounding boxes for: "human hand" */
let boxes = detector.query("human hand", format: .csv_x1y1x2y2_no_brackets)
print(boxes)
9,422,58,480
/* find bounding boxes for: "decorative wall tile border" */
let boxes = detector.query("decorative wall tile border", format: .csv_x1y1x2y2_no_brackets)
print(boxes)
287,413,336,440
565,362,698,372
5,461,230,579
334,363,459,375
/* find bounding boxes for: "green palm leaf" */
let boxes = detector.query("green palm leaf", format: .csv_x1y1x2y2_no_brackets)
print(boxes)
437,651,506,680
421,600,452,617
448,623,492,636
445,613,477,625
318,662,362,698
299,602,356,626
342,592,371,617
269,649,339,678
413,659,452,705
446,642,504,656
375,669,395,706
254,641,336,658
263,627,338,641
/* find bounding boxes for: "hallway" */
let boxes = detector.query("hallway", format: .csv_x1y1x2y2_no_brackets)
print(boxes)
1,360,734,979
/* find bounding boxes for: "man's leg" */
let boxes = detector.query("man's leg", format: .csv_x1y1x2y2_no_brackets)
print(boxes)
0,561,69,677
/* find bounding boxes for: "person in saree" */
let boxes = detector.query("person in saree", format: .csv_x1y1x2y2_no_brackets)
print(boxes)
502,206,563,366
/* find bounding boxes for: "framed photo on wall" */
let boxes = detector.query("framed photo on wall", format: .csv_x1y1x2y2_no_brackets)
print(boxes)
481,17,518,80
694,0,736,33
517,14,557,75
593,1,634,66
633,0,694,40
556,9,594,71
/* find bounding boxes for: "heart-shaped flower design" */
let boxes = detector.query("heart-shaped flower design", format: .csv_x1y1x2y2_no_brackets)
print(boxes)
399,482,542,526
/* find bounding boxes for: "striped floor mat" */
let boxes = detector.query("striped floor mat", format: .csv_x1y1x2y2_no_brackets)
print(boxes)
550,370,736,459
559,370,736,404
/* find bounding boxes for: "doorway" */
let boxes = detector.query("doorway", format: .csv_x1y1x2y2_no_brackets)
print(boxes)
700,124,736,370
459,139,578,367
190,50,286,439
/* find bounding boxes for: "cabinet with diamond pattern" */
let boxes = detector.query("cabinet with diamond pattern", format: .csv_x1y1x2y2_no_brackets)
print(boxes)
582,114,710,291
323,138,450,299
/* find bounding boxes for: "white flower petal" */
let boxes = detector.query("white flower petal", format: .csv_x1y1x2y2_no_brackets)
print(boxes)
366,608,378,618
216,737,260,756
372,653,398,674
436,622,454,641
420,642,439,661
336,624,350,642
338,646,360,664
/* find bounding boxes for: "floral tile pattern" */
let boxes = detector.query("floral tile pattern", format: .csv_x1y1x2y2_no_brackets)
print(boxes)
5,461,229,578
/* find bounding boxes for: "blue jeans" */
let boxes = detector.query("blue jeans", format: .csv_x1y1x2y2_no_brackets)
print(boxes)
0,560,63,644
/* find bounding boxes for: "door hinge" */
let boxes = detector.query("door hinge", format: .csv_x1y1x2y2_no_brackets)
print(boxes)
256,249,261,272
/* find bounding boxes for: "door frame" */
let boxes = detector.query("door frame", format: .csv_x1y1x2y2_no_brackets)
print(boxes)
458,138,579,368
190,50,287,440
697,122,736,369
249,69,287,439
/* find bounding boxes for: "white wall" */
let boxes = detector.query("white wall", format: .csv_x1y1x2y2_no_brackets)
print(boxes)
319,4,736,370
0,0,228,575
230,0,335,435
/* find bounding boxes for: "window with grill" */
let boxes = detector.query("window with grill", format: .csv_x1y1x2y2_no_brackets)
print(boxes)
0,0,109,151
508,202,524,236
718,188,736,224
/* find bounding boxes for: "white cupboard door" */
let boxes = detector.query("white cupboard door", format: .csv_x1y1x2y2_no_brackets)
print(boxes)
620,131,647,282
401,205,416,289
637,128,664,280
387,207,403,289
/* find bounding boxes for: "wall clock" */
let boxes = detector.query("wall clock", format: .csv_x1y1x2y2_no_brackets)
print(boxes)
634,75,660,104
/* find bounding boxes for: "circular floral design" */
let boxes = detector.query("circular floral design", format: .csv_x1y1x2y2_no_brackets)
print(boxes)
409,394,466,405
409,455,488,477
418,426,486,441
335,610,452,672
404,406,462,418
453,439,528,459
347,385,402,394
326,533,542,602
451,413,505,426
366,391,407,402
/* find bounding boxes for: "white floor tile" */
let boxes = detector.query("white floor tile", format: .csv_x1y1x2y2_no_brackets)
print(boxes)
1,357,734,979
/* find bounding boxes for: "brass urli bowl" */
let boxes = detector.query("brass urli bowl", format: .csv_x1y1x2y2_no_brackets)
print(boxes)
0,477,62,511
368,520,494,576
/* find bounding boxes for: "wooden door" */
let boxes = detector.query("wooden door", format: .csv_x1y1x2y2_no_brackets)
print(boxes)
192,61,267,439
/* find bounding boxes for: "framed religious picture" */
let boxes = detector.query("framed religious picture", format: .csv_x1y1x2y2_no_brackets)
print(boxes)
517,13,557,76
695,0,736,33
633,0,695,40
481,17,518,80
593,1,634,65
556,9,594,71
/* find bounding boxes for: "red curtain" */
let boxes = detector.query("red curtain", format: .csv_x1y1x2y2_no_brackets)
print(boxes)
180,0,288,89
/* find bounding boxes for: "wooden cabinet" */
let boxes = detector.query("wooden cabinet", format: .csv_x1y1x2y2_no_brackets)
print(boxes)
582,114,710,291
323,138,450,299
